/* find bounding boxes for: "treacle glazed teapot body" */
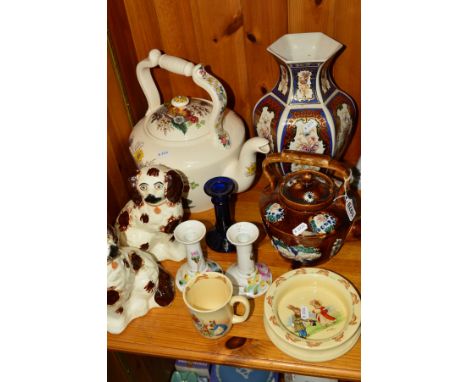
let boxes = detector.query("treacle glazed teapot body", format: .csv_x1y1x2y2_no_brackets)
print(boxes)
259,151,360,266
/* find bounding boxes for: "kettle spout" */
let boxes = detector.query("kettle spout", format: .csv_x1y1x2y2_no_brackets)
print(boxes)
223,137,270,193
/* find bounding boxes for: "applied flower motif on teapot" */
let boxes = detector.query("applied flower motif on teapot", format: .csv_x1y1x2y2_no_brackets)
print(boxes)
310,213,337,234
271,236,321,261
265,203,285,223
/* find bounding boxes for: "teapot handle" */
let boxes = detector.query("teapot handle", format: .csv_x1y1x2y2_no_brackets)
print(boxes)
262,150,353,191
136,49,230,148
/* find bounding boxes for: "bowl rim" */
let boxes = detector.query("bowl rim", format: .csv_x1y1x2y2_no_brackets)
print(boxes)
263,315,361,362
264,267,361,351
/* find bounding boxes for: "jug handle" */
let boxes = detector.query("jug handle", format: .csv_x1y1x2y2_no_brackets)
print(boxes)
262,150,352,191
136,49,230,148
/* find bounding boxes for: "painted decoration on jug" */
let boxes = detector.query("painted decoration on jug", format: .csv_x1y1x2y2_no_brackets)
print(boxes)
253,95,285,152
309,213,337,234
291,64,320,104
191,314,229,337
285,300,342,339
271,236,321,262
265,203,285,223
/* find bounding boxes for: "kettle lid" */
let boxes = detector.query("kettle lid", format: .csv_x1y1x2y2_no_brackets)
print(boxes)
145,96,212,142
279,170,335,211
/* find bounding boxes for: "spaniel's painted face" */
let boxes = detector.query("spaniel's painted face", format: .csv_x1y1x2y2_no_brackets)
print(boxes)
137,167,167,206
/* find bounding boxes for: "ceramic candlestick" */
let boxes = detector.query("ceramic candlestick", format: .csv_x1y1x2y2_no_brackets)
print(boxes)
174,220,223,291
204,176,236,253
225,222,272,298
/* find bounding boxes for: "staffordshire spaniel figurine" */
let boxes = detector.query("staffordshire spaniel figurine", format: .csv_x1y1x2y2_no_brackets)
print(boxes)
115,164,185,262
107,225,175,334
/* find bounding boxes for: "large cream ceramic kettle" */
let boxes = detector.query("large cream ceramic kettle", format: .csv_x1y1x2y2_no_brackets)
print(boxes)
129,49,270,212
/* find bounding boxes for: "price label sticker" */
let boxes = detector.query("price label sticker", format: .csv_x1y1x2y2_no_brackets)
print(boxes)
292,222,308,236
345,195,356,221
300,306,309,320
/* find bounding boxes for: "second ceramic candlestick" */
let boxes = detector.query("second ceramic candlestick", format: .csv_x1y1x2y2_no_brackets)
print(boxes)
225,222,272,298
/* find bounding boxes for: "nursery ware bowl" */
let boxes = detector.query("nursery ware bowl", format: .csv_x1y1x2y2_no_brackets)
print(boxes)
263,268,360,361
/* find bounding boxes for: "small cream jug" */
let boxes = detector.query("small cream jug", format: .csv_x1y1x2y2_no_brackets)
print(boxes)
182,272,250,339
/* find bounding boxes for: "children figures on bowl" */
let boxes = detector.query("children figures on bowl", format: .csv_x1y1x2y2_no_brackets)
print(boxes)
115,164,186,262
107,225,175,334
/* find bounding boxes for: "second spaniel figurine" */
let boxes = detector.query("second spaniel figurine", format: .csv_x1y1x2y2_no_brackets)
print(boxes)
115,164,186,262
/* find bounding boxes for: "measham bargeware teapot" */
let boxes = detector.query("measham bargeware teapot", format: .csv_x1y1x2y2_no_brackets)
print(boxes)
259,151,360,267
129,50,270,212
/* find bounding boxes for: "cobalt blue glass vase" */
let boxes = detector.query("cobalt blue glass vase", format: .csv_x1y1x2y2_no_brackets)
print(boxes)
204,176,236,253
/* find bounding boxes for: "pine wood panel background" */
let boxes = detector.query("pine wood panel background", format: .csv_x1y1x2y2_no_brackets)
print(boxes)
107,0,361,223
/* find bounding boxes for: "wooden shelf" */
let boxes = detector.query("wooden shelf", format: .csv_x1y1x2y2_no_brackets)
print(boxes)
108,176,361,381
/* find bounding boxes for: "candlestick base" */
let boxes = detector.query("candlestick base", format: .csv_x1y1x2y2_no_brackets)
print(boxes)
175,260,223,292
225,262,272,298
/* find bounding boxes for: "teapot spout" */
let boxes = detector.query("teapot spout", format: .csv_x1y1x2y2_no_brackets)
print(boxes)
223,137,270,193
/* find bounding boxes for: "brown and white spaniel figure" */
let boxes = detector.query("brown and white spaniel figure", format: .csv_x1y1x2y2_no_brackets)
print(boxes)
107,225,175,334
115,165,186,262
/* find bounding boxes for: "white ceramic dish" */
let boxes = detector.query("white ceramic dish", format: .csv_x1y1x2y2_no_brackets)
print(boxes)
263,268,360,360
264,315,360,362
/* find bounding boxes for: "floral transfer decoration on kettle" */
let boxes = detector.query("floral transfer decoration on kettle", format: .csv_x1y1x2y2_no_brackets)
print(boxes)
197,67,230,148
244,162,257,177
130,141,145,165
150,98,210,135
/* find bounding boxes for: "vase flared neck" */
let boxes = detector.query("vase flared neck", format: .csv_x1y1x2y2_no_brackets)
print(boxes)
267,32,342,64
266,33,343,106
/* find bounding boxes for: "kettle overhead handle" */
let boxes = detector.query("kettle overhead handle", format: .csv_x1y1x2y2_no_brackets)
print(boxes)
262,150,352,190
136,49,230,148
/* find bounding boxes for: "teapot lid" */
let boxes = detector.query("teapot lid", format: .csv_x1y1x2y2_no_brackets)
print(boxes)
145,96,212,142
279,170,335,211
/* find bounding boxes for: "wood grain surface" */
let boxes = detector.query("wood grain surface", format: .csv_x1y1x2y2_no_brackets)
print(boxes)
107,1,361,220
107,176,361,381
